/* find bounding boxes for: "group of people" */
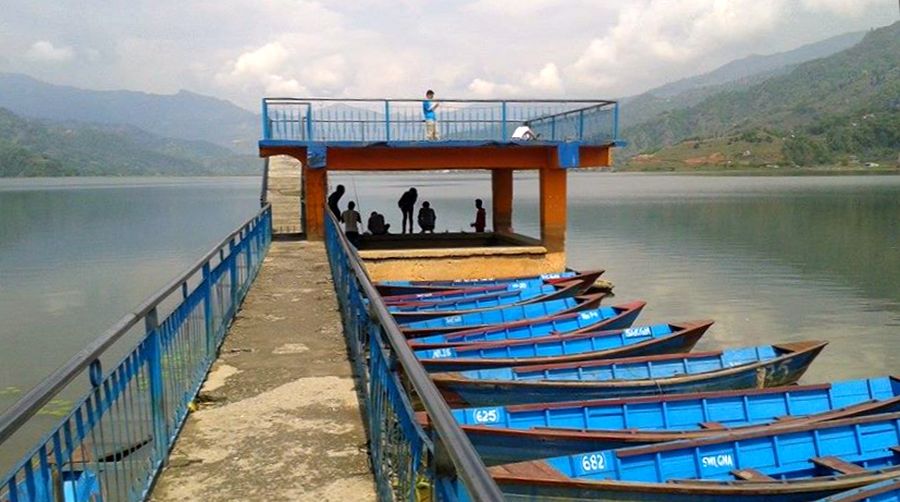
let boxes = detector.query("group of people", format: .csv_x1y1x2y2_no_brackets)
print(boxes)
327,184,487,244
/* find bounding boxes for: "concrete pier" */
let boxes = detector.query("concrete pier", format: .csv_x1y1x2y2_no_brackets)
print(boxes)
150,241,374,501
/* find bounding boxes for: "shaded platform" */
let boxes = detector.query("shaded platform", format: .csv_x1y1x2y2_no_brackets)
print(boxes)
150,241,374,501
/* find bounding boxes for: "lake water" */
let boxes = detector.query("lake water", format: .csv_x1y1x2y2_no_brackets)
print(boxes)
332,171,900,383
0,173,898,465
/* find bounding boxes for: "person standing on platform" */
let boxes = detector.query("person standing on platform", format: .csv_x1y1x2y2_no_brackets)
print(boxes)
422,90,440,141
417,201,436,233
398,187,418,234
328,184,345,220
341,201,362,246
471,198,486,233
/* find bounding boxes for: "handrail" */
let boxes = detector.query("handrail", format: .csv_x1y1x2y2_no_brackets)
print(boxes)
264,97,617,105
0,203,272,446
326,211,503,501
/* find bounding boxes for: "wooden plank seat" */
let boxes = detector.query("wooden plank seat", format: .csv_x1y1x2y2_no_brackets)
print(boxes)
810,456,867,475
731,468,775,481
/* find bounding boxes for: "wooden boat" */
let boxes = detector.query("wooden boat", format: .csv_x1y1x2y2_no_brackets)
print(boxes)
432,340,827,407
415,320,713,372
376,269,602,296
407,301,646,348
818,476,900,501
485,411,900,501
423,376,900,465
389,282,590,322
397,293,606,333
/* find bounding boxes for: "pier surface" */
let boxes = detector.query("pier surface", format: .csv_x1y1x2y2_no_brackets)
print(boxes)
150,241,374,501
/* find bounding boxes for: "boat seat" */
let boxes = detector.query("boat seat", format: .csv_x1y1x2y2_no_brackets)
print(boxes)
732,468,775,481
810,456,867,475
699,421,726,430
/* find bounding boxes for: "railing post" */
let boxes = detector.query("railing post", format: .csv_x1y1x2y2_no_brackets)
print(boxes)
244,228,253,289
578,109,585,140
229,239,238,315
501,101,508,141
145,308,168,457
305,104,313,143
384,100,391,142
613,102,620,141
261,99,271,140
202,262,214,356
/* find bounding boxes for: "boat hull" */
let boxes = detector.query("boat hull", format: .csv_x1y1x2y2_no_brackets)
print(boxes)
434,341,826,407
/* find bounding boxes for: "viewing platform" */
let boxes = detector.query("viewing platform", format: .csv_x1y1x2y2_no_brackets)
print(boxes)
258,98,621,281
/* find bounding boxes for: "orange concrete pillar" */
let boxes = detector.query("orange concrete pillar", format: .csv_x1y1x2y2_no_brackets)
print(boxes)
539,167,567,253
491,169,513,233
303,166,327,240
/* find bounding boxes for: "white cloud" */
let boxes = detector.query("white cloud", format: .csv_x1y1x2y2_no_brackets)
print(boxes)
526,63,564,93
800,0,886,16
24,41,74,62
230,42,289,78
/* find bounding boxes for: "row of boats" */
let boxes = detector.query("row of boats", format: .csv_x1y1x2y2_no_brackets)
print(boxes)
375,270,900,501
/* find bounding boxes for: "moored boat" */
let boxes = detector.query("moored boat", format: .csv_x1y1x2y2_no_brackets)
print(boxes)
817,476,900,501
415,320,712,372
377,269,603,296
397,293,606,333
484,411,900,501
432,340,827,406
389,281,591,322
425,376,900,464
407,300,646,347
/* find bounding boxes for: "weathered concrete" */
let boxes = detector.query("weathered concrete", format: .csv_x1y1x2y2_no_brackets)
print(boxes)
267,156,303,235
150,241,374,501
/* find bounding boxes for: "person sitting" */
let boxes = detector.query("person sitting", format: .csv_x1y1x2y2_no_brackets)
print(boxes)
367,211,391,235
417,201,436,233
471,198,486,233
341,201,362,245
512,124,538,140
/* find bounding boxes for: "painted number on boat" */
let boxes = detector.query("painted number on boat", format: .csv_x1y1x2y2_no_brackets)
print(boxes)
701,454,734,469
509,282,529,290
540,273,561,279
415,293,434,298
579,453,607,473
623,326,652,338
430,348,455,359
445,315,463,325
580,311,599,320
472,407,501,424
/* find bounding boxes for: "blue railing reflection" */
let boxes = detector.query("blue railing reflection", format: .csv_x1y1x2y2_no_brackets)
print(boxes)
261,98,618,145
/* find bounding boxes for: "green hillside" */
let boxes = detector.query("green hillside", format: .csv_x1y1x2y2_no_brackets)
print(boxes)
622,22,900,169
0,108,258,177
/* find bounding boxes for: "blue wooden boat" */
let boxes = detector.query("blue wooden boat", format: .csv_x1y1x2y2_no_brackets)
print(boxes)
416,320,712,372
483,411,900,501
431,340,827,407
398,293,606,334
376,269,601,296
818,476,900,501
407,301,646,348
427,376,900,465
389,282,591,323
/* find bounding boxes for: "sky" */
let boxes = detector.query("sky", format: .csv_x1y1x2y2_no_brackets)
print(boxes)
0,0,896,110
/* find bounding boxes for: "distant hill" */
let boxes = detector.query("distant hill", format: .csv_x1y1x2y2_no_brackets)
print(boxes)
0,107,258,177
621,22,900,169
619,31,866,131
0,74,258,153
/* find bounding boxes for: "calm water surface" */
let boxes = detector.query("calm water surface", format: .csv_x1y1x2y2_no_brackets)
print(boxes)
333,172,899,383
0,173,897,464
0,177,260,416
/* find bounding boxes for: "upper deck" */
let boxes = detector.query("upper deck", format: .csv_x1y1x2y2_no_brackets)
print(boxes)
258,98,620,169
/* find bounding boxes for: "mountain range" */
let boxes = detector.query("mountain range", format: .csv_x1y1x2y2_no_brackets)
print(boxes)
0,22,897,177
620,22,900,169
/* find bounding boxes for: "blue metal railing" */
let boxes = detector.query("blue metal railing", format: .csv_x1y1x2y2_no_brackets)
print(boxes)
324,212,502,502
261,98,619,145
0,205,272,502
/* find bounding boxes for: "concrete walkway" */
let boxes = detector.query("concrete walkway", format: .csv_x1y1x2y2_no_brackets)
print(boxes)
150,241,375,501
